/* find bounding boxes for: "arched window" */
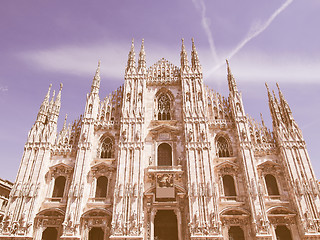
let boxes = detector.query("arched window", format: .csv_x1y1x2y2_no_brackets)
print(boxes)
223,175,236,197
265,174,280,196
228,226,245,240
217,136,231,157
95,176,108,198
100,137,113,158
42,227,58,240
275,225,292,240
158,94,171,120
158,143,172,166
52,176,66,198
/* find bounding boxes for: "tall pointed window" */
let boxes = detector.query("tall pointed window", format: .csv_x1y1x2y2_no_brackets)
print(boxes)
158,143,172,166
52,176,66,198
217,136,231,157
222,175,236,197
265,174,280,196
95,176,108,198
158,94,171,120
100,137,113,158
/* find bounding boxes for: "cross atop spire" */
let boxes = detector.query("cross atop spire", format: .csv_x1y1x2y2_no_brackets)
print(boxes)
126,38,136,74
180,38,189,71
191,38,201,72
138,39,146,74
91,60,101,94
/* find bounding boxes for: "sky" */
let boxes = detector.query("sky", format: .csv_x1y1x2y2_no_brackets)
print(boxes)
0,0,320,182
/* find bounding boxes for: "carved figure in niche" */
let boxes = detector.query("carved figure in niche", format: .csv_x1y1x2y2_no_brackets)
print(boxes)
178,156,182,166
200,130,206,141
149,156,153,166
88,104,93,114
157,174,173,188
188,129,193,142
135,130,140,141
122,129,127,141
241,130,247,141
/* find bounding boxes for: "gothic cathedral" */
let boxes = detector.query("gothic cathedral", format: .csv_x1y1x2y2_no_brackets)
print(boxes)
1,39,320,240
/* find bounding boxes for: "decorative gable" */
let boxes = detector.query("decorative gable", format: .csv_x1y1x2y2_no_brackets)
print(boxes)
147,58,180,85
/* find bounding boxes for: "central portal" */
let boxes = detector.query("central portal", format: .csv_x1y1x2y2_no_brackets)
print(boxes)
154,210,178,240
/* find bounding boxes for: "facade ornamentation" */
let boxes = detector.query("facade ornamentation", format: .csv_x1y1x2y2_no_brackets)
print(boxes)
1,39,320,240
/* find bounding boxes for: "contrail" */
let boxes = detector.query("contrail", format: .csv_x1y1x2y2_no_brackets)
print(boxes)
208,0,293,76
192,0,219,64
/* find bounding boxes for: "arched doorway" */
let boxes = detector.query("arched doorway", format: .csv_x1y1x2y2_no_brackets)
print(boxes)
275,225,292,240
154,210,178,240
228,226,245,240
89,227,104,240
42,227,58,240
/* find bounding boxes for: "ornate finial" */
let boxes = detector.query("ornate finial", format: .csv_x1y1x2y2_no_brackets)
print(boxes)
138,39,146,73
260,113,266,127
63,114,68,129
265,82,270,92
180,38,189,70
226,60,237,94
126,38,136,73
91,61,101,94
59,83,63,90
191,38,201,71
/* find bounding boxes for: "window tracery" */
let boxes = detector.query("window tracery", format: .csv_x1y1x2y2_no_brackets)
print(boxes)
216,136,232,157
100,137,113,159
157,94,171,120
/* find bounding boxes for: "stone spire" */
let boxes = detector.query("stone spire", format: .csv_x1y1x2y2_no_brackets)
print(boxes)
126,38,136,74
91,61,101,94
53,83,63,115
138,39,147,74
62,114,68,130
265,83,282,127
191,38,201,72
36,84,52,123
49,90,56,113
276,82,294,127
226,60,238,94
180,38,189,71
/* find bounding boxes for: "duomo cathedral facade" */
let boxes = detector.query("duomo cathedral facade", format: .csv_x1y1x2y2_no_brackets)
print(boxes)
1,39,320,240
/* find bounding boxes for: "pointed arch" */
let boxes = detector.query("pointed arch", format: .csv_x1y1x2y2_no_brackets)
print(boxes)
99,135,114,159
155,89,174,120
215,135,232,157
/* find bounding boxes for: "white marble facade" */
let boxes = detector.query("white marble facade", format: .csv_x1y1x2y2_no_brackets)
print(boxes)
1,39,320,240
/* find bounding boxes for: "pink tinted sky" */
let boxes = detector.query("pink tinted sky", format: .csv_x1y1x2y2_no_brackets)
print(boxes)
0,0,320,182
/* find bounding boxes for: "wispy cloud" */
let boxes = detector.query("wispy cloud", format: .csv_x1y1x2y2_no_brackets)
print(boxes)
0,86,8,92
226,0,293,61
202,50,320,84
194,0,294,75
18,41,182,81
191,0,219,64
